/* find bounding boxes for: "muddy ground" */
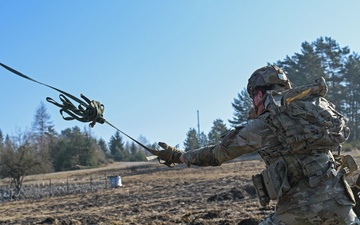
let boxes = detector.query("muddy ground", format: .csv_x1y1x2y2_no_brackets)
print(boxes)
0,152,359,225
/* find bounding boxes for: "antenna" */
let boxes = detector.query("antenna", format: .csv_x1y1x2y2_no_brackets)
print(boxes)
197,110,200,137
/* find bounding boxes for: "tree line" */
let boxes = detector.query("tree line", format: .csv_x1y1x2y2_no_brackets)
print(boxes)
0,101,154,189
184,37,360,150
1,36,360,189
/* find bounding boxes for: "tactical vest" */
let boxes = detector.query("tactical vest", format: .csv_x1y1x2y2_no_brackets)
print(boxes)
263,77,350,155
252,77,353,207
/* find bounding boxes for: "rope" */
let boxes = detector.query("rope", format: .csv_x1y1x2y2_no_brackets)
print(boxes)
0,62,157,154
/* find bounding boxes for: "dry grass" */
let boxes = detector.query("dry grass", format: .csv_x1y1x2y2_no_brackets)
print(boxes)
1,151,360,225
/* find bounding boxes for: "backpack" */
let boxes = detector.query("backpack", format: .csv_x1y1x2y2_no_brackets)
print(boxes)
263,77,350,154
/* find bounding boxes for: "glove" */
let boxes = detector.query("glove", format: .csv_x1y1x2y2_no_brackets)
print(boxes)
156,142,183,167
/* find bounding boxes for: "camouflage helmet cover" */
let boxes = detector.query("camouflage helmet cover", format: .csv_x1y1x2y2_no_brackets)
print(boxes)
247,65,291,98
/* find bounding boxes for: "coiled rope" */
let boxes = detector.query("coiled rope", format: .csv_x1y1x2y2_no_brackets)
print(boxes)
0,62,158,155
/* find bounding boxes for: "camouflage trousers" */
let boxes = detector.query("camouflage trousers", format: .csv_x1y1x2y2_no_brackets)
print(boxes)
259,198,360,225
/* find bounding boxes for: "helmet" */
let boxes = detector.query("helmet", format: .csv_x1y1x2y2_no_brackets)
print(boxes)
247,65,291,98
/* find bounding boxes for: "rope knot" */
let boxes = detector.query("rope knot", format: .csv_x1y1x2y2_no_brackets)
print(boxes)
46,93,105,128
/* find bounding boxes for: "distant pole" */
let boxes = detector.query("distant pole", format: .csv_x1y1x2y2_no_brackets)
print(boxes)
197,110,200,137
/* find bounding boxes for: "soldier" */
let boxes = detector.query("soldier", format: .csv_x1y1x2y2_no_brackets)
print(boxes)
156,65,360,224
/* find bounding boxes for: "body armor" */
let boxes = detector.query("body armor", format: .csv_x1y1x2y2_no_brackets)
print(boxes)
252,77,356,209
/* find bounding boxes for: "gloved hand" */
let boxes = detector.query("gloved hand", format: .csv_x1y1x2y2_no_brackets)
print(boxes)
156,142,183,167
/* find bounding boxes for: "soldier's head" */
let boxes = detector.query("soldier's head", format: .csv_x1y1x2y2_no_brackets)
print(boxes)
247,65,291,115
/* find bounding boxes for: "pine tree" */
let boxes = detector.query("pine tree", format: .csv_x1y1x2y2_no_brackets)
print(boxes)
98,138,109,156
208,119,229,145
128,142,146,161
276,41,325,86
0,129,4,149
229,88,252,127
50,126,101,171
109,131,128,161
31,102,57,172
342,53,360,140
183,128,200,152
313,37,350,107
198,131,208,148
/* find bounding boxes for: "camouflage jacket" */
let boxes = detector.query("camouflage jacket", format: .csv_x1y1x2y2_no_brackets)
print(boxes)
182,95,354,214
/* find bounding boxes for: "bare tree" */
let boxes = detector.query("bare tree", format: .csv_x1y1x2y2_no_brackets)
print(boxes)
0,131,45,194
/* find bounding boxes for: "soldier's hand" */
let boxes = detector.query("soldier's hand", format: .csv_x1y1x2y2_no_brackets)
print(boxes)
157,142,183,167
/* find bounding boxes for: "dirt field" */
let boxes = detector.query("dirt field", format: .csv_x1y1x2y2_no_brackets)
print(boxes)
0,152,359,225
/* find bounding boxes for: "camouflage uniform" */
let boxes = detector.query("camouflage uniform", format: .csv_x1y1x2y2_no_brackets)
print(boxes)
182,66,360,225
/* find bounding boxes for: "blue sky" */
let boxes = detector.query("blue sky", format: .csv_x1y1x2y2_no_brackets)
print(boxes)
1,1,360,148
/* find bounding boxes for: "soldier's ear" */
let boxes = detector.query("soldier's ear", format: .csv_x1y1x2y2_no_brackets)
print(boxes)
256,90,264,98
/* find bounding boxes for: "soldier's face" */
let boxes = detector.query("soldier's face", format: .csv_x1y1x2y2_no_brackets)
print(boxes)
253,91,264,115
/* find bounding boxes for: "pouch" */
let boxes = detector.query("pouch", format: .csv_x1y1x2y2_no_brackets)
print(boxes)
261,158,291,200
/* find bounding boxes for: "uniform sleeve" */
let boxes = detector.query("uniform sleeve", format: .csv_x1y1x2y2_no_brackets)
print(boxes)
182,117,276,166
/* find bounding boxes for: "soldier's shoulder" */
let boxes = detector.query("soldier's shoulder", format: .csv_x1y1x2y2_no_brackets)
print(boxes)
238,113,271,132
